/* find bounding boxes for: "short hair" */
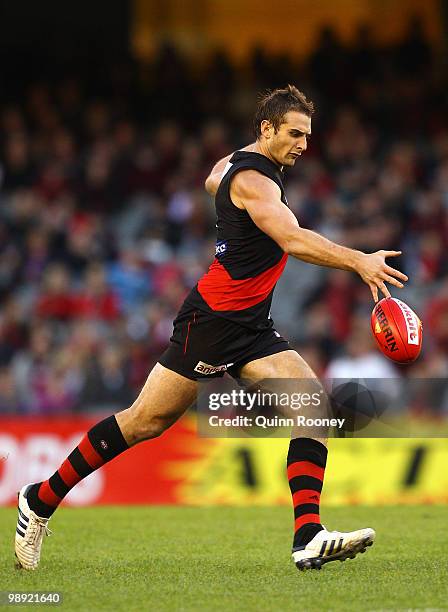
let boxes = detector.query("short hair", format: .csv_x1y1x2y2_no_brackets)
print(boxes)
253,85,315,139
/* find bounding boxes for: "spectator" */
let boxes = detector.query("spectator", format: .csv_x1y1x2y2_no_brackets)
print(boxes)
107,249,150,312
325,324,399,379
77,344,133,411
36,263,74,320
72,262,120,322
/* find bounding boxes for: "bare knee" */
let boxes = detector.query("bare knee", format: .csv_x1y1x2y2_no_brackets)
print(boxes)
116,403,180,446
115,362,198,446
135,412,172,442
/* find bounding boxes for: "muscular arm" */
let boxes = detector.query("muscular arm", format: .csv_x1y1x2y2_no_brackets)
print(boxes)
231,170,408,302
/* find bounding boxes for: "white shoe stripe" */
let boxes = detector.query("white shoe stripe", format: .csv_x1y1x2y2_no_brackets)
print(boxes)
16,526,26,537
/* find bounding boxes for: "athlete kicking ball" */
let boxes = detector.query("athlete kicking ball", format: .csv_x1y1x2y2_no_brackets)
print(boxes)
15,85,407,571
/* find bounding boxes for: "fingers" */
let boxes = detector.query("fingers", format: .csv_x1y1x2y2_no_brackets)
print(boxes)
385,265,408,282
378,281,391,299
371,273,403,302
365,250,408,302
381,273,404,289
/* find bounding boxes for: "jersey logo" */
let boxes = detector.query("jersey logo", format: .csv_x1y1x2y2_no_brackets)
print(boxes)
194,360,233,375
215,240,227,257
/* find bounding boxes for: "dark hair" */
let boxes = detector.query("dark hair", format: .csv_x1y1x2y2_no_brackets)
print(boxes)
253,85,315,138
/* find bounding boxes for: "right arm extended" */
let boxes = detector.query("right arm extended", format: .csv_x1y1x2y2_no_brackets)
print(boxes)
230,170,408,302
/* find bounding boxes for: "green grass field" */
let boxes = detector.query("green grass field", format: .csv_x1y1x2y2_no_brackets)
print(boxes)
1,506,447,611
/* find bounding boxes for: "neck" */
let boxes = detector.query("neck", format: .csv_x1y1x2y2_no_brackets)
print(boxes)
244,140,283,170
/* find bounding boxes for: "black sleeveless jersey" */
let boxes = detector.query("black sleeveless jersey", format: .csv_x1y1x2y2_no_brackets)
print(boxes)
183,150,289,330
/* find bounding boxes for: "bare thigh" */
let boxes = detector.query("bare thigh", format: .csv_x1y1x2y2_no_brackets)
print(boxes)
238,350,328,444
239,349,318,379
116,363,200,446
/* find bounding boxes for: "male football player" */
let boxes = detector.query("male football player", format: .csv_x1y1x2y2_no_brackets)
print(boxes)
15,85,407,571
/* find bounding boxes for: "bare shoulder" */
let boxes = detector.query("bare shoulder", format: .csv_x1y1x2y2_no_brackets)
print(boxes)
231,169,281,203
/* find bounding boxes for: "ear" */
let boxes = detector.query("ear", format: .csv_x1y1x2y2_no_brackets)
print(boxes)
260,119,273,139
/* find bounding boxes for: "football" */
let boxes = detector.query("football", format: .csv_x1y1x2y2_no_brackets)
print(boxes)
371,297,422,363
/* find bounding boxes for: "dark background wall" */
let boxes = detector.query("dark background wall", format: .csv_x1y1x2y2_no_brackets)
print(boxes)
0,0,130,92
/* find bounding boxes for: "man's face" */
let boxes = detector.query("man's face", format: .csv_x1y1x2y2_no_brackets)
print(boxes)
261,111,311,166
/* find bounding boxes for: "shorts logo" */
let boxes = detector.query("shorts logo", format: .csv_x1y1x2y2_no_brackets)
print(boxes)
215,241,227,257
194,360,233,375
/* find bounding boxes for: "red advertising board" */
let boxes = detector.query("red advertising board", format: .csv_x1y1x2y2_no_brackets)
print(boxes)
0,416,208,506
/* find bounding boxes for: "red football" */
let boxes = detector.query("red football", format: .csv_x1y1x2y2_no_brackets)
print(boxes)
371,297,422,364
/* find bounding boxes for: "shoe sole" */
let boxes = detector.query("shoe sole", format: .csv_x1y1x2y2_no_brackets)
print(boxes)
14,553,28,570
295,534,374,571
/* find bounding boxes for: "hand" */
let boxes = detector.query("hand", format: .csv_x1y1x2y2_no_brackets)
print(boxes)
355,250,408,302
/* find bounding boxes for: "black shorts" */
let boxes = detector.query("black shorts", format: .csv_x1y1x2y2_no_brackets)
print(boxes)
158,306,290,381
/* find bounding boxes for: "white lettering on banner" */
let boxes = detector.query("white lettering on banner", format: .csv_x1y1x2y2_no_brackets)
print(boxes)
0,436,19,504
0,433,104,505
24,436,63,484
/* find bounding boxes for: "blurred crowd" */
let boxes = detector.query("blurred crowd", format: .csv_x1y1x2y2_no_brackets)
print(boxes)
1,18,448,414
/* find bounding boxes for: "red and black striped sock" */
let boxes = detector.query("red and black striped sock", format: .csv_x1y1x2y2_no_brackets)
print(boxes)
287,437,327,549
26,415,129,518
